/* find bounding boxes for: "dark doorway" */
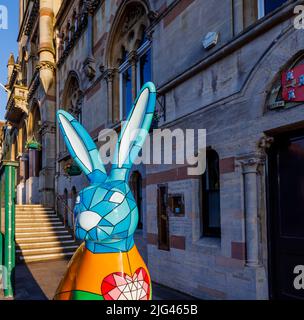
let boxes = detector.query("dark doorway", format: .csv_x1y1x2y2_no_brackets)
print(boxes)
157,184,170,251
268,130,304,300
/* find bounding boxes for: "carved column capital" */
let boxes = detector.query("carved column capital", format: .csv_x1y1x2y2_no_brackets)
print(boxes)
40,121,56,136
86,0,101,15
238,154,265,174
128,50,138,65
104,68,116,82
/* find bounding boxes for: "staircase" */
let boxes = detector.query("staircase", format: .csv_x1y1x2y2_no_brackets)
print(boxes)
15,205,79,263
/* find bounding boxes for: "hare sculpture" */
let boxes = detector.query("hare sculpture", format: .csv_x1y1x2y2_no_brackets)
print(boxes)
54,82,156,300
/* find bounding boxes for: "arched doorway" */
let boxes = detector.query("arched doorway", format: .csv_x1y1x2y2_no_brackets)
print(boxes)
27,102,42,176
26,102,42,204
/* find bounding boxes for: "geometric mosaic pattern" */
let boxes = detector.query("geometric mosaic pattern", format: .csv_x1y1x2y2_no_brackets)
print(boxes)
101,268,150,300
74,181,138,253
57,82,157,254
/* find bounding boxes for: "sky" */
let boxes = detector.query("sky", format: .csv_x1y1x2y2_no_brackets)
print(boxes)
0,0,19,120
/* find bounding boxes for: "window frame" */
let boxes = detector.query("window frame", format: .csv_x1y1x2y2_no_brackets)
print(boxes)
257,0,288,19
201,150,221,238
136,40,151,93
257,0,265,19
119,40,151,120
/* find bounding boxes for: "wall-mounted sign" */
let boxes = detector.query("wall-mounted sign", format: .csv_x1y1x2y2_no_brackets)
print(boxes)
282,65,304,102
168,193,185,216
202,32,219,50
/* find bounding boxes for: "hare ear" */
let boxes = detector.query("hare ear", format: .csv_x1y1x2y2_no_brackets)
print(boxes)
110,82,156,181
57,110,107,183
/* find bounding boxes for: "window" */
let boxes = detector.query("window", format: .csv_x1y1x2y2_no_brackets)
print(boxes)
137,45,152,91
107,2,151,122
258,0,287,18
130,172,143,230
201,149,221,237
157,184,170,251
119,37,152,119
120,63,133,118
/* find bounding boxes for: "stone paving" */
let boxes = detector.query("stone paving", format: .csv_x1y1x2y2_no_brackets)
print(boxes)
0,260,196,300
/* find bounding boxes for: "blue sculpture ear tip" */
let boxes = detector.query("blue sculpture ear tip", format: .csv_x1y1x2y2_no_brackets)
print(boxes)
57,110,75,122
144,82,156,93
57,109,68,117
57,110,65,120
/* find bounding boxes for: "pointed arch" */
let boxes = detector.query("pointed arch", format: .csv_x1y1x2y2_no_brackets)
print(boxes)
104,0,153,123
62,71,84,122
104,0,151,68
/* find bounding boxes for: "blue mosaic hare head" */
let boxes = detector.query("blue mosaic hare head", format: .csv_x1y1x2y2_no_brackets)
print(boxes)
57,82,156,253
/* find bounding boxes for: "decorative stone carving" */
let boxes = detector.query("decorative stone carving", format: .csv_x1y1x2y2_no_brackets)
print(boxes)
258,135,274,151
24,0,39,36
40,121,56,136
37,61,56,94
69,90,84,118
121,4,145,35
83,57,96,80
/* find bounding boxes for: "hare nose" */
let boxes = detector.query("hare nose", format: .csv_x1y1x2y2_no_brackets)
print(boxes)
78,211,101,231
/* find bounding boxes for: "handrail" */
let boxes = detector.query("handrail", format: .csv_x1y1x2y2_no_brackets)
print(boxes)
56,193,75,240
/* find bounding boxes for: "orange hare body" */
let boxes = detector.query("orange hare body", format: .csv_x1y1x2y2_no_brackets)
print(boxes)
54,243,152,300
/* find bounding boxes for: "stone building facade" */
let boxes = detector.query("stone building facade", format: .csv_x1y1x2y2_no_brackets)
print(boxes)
2,0,304,299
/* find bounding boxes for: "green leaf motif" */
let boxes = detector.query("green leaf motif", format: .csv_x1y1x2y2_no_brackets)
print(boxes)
72,290,105,300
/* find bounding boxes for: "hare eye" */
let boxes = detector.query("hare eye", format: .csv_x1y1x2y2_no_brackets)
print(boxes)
109,192,125,204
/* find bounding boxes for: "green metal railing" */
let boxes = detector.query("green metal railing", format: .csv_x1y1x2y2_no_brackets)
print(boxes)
0,161,18,298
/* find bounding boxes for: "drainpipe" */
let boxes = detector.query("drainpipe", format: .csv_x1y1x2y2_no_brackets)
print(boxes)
38,0,55,94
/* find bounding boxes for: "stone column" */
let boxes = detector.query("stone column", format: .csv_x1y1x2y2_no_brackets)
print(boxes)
38,0,55,94
105,69,114,124
129,50,138,100
83,3,96,80
40,121,56,208
17,154,28,204
26,148,40,204
240,155,264,267
28,149,40,178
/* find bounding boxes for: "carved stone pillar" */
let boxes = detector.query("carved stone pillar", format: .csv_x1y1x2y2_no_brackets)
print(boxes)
39,0,55,93
240,155,265,267
26,148,40,204
40,121,56,207
105,69,114,124
28,149,40,178
17,154,29,204
129,50,138,101
20,153,29,182
83,3,96,80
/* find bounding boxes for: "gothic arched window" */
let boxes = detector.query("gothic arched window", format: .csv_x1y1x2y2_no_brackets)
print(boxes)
107,2,152,122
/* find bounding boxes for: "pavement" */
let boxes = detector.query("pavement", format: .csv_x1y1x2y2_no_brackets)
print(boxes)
0,259,196,300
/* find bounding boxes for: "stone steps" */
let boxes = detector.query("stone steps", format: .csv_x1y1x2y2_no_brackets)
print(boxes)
15,205,78,263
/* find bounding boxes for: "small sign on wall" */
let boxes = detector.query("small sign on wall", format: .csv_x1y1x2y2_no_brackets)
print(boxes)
168,194,185,217
282,65,304,102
